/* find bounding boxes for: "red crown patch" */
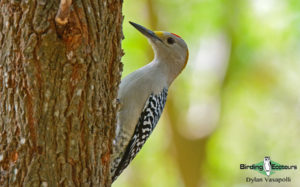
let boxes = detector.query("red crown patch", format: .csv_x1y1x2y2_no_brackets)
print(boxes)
171,33,181,38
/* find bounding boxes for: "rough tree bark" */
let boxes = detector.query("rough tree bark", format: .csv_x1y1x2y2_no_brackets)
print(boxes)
0,0,123,186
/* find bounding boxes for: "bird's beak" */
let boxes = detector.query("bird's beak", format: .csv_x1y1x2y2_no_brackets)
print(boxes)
129,21,163,42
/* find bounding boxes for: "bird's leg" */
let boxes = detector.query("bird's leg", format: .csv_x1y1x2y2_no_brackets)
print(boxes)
55,0,72,25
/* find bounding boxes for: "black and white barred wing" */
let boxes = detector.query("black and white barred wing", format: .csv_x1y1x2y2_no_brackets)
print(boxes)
112,88,168,181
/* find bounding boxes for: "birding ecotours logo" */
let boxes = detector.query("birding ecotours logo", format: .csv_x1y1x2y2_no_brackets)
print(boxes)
240,156,297,176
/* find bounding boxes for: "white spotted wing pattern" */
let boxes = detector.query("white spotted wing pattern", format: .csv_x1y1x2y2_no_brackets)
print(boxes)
112,88,168,181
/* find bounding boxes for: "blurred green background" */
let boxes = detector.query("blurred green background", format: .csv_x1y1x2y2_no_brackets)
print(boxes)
113,0,300,186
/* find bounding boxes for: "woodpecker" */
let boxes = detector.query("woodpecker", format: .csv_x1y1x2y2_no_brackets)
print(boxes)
111,22,189,182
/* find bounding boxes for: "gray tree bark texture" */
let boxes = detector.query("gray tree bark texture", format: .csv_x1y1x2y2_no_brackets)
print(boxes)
0,0,123,186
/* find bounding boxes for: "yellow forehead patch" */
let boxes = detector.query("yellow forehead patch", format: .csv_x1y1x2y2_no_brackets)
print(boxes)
154,31,164,37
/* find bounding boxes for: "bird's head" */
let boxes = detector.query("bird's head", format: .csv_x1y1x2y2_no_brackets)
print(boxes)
129,22,189,73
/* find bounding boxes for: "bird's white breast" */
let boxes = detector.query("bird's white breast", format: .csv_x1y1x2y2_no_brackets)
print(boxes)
117,61,167,138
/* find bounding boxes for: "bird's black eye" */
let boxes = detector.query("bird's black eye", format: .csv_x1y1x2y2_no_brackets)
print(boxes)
167,37,175,44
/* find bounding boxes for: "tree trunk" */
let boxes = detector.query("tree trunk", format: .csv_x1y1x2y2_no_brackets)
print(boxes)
0,0,123,186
